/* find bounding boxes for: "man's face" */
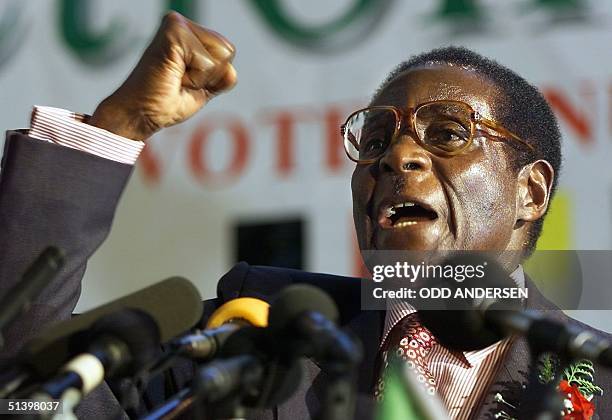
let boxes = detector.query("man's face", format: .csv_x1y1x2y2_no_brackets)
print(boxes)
351,65,521,252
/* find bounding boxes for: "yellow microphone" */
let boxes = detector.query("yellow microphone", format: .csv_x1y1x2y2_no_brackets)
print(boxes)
173,297,270,360
206,297,270,328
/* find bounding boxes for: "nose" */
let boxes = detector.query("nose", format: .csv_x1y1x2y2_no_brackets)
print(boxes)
378,134,433,174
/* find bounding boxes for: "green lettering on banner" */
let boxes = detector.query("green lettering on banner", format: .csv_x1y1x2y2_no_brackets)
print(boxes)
248,0,392,52
520,0,589,21
529,0,585,11
430,0,484,31
434,0,483,18
0,2,24,69
168,0,197,20
59,0,133,65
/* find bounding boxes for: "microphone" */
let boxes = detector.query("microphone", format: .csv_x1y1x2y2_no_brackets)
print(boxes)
418,255,612,366
0,246,65,345
268,285,362,420
36,308,160,400
20,277,203,378
171,297,270,360
485,307,612,367
206,297,269,328
197,285,361,420
268,284,362,367
142,297,271,420
147,287,361,420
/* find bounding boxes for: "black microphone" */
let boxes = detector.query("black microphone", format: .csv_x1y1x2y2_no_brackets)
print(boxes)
142,298,271,420
170,296,270,360
143,286,361,420
0,246,65,345
20,277,203,379
419,255,612,367
171,324,239,360
268,284,362,368
268,285,362,420
36,308,160,400
486,307,612,367
195,285,361,420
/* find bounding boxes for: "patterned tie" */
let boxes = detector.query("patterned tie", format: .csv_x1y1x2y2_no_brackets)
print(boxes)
374,313,438,401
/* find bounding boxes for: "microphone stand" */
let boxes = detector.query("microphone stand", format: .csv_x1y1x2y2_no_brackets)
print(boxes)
140,354,265,420
196,354,264,419
317,360,358,420
0,247,64,348
141,329,361,420
291,312,362,420
143,285,363,420
140,388,193,420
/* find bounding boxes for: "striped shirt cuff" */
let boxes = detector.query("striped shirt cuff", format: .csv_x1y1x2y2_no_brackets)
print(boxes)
28,106,145,165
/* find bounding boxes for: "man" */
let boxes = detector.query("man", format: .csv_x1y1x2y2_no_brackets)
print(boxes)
0,11,610,419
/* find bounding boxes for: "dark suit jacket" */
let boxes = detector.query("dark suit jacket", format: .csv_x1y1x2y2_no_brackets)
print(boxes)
1,131,612,419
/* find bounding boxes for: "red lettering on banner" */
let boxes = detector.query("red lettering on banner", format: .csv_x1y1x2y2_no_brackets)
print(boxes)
275,112,294,176
543,86,593,145
188,118,249,187
261,111,303,177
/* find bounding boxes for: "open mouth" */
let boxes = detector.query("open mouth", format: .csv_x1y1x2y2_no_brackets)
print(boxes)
379,201,438,228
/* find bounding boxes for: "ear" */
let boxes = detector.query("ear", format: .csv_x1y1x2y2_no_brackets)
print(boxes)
515,159,555,224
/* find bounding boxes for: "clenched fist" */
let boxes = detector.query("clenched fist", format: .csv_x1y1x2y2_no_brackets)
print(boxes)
89,11,237,141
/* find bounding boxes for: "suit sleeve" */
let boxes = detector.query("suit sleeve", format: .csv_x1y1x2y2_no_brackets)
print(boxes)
0,130,134,364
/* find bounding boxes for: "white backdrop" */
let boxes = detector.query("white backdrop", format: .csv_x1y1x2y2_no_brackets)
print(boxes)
0,0,610,328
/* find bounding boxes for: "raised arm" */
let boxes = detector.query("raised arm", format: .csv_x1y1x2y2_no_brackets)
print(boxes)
0,11,236,365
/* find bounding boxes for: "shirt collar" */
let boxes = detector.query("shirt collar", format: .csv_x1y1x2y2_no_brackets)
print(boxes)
380,265,526,364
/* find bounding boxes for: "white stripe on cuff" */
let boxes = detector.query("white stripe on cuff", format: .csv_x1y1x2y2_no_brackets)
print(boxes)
28,106,145,165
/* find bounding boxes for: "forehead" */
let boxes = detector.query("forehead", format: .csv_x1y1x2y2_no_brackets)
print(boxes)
371,64,504,120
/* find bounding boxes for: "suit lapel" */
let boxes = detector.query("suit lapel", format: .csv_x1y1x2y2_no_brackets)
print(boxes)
345,309,385,393
471,336,531,419
472,276,563,419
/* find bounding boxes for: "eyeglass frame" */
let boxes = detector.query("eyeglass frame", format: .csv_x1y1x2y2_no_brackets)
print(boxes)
340,100,534,164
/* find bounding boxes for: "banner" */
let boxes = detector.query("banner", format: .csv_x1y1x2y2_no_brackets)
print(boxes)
0,1,610,331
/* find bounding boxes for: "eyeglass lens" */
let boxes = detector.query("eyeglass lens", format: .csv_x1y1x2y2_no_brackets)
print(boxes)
344,102,473,161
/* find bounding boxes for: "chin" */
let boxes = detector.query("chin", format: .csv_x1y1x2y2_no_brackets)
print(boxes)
376,238,438,251
373,223,444,251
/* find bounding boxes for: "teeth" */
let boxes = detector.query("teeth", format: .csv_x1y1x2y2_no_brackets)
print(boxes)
389,202,416,211
385,202,418,218
395,221,417,228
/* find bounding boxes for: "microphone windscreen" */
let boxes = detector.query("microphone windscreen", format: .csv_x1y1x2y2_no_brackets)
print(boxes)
219,327,304,408
268,284,339,333
88,308,161,377
419,254,521,351
22,277,202,377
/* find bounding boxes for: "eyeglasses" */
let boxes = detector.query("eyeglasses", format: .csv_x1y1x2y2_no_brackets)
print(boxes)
340,100,533,164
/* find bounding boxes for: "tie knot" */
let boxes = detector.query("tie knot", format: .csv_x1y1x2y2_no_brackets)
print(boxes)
374,312,439,400
385,312,437,352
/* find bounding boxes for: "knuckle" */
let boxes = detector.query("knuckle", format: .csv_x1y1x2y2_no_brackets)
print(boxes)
157,14,187,48
219,44,235,61
162,10,182,25
200,54,216,68
224,40,236,54
160,11,187,36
